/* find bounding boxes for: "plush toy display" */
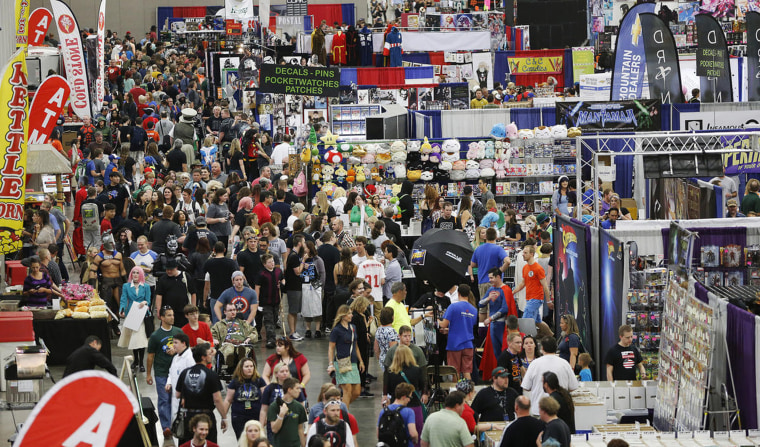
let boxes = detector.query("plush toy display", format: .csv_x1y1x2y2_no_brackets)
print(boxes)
325,150,343,164
450,169,466,181
322,164,334,181
551,124,568,138
484,141,495,159
335,165,347,182
355,166,366,182
376,145,392,163
481,167,495,178
391,150,407,162
370,167,381,182
346,167,356,183
567,127,583,137
385,165,395,179
407,140,421,152
390,140,406,153
534,126,552,139
452,160,466,170
338,143,353,154
420,170,434,181
466,142,479,160
479,159,494,170
408,169,422,181
518,128,535,139
440,160,453,171
506,122,519,139
352,145,367,157
394,163,406,178
420,137,433,154
429,152,442,164
490,123,507,139
442,139,460,153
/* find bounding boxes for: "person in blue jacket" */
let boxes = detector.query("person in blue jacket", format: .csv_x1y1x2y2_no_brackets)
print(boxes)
480,267,514,358
118,265,153,371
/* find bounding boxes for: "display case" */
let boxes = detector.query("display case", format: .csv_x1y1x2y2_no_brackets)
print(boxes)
330,104,383,138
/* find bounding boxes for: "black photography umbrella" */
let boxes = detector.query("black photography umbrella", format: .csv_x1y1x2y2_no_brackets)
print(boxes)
411,229,474,292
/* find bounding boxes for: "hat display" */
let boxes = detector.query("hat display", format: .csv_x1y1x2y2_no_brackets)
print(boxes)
180,108,197,123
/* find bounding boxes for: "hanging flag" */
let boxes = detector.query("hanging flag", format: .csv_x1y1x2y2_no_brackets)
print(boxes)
747,11,760,101
0,50,28,255
696,13,733,102
12,371,139,447
95,0,106,111
27,8,53,47
50,0,92,119
225,0,255,31
610,2,656,101
15,0,30,48
640,13,684,104
28,76,70,145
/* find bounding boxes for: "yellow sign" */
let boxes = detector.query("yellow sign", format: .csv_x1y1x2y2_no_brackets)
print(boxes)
0,50,28,254
508,56,563,74
572,47,595,83
16,0,30,48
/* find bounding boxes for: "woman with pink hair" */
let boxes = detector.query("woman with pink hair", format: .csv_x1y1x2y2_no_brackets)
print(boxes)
118,265,152,372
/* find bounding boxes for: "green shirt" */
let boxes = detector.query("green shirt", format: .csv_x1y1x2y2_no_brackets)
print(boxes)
385,299,411,333
497,211,505,229
147,326,183,377
741,192,760,215
383,343,428,372
267,399,307,447
421,408,473,447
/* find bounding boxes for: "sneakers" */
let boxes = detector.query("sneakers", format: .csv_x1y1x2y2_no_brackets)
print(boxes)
315,330,322,339
139,365,145,372
289,333,304,341
359,390,374,398
163,428,173,438
324,328,331,334
305,330,312,339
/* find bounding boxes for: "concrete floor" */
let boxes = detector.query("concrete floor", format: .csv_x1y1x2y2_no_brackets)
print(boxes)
0,325,386,446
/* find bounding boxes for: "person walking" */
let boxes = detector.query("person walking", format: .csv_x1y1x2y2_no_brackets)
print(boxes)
146,307,184,438
328,305,365,408
118,266,152,372
498,396,544,447
420,391,474,447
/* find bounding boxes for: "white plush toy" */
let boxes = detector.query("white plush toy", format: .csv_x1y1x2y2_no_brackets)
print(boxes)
451,170,466,181
481,167,495,178
518,128,535,139
394,163,406,178
534,126,552,139
442,139,460,154
390,140,406,153
391,150,407,162
322,164,334,182
551,124,568,138
476,140,487,158
420,170,434,181
407,140,421,152
465,167,480,179
442,152,459,163
440,160,453,171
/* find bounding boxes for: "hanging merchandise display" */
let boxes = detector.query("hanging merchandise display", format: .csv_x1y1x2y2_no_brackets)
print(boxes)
346,25,359,66
311,24,327,65
359,25,374,66
331,30,347,65
384,27,403,67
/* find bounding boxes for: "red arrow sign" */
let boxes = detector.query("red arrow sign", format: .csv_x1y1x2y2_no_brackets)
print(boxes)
27,8,52,47
28,75,70,145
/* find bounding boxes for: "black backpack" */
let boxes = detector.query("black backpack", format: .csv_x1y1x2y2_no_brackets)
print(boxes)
377,406,409,447
315,417,348,447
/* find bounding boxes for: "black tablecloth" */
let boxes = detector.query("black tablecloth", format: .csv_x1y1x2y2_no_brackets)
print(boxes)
32,318,112,365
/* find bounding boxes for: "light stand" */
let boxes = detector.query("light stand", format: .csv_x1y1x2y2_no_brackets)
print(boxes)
425,297,447,415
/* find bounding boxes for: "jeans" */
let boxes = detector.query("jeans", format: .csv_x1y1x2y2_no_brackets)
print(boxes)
155,375,171,430
524,299,543,323
209,298,219,325
490,321,506,357
261,304,278,344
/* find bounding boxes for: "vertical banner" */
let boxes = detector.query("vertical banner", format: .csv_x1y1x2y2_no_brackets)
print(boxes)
50,0,92,119
27,8,53,47
259,0,271,32
95,0,106,111
0,50,28,255
640,13,684,104
610,2,656,100
28,75,70,144
225,0,255,31
599,230,625,368
696,13,733,102
15,0,30,48
553,216,593,357
747,11,760,102
571,46,595,83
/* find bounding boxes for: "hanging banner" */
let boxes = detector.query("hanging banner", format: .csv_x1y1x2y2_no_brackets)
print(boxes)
286,0,308,16
507,56,563,74
259,0,271,31
95,0,106,111
0,50,28,255
50,0,92,119
259,65,340,96
748,11,760,102
553,216,593,358
556,99,662,132
12,371,139,447
27,8,53,47
225,0,255,31
28,75,70,145
599,229,625,368
610,2,656,100
640,13,684,104
696,13,733,102
15,0,30,48
572,46,595,83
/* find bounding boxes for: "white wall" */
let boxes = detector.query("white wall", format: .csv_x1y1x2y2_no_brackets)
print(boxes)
30,0,366,39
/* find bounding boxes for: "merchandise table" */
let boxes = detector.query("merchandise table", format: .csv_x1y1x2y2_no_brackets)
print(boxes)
32,318,111,365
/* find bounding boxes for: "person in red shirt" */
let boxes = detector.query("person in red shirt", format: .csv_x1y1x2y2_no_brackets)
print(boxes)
179,413,219,447
252,190,273,225
101,203,116,235
182,304,214,348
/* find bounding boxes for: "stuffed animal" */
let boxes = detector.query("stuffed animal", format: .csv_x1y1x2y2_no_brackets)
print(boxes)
567,127,583,137
346,167,356,183
348,155,361,165
495,140,503,150
434,169,449,182
420,151,430,162
479,159,494,170
465,167,480,179
390,140,406,153
518,128,535,139
325,150,343,164
484,141,495,159
376,145,391,164
534,126,551,139
407,140,421,152
408,169,422,181
420,137,433,154
420,170,434,181
313,169,321,182
429,152,442,164
494,159,507,179
352,145,367,157
476,141,487,158
407,151,422,164
452,160,466,171
451,170,466,181
385,165,395,179
364,184,377,197
394,163,406,178
551,124,568,138
355,166,366,183
300,146,312,163
442,139,460,154
391,183,402,196
322,164,334,182
338,143,353,154
481,167,495,178
371,167,382,182
466,160,480,170
490,123,507,139
391,151,407,162
335,165,347,183
506,122,519,139
431,143,441,154
322,182,337,198
440,160,453,171
466,142,479,160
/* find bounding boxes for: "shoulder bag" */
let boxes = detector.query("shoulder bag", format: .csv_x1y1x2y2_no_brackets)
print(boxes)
336,326,355,374
171,407,187,439
400,371,429,420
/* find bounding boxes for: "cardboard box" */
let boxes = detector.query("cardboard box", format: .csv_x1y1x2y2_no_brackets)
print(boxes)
596,383,614,411
645,381,658,409
613,384,630,410
630,385,647,410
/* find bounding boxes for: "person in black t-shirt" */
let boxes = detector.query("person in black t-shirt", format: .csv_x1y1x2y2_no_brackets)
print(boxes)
166,139,188,173
471,367,518,423
107,171,129,227
285,234,306,341
175,343,228,445
497,333,525,392
542,372,575,434
499,396,544,447
237,236,265,288
538,396,571,447
155,258,196,328
434,201,461,230
605,324,645,381
203,242,240,324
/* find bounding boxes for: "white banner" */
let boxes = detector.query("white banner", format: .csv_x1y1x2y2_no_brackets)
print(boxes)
299,31,492,55
50,0,91,119
677,105,760,131
259,0,271,31
225,0,254,31
95,0,106,111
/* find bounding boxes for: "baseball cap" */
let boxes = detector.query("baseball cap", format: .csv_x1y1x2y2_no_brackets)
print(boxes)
536,213,550,224
491,367,510,378
727,199,738,207
195,216,207,226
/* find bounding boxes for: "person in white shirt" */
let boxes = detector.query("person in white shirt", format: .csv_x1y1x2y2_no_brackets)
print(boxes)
356,244,385,318
130,236,158,289
521,336,579,416
351,237,369,265
271,134,293,165
165,332,195,422
709,175,737,200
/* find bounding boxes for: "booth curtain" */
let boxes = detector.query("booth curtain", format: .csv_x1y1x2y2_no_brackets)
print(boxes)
340,4,355,27
727,303,758,429
174,7,208,17
511,49,566,90
440,109,510,138
341,68,358,86
307,5,343,27
357,67,405,86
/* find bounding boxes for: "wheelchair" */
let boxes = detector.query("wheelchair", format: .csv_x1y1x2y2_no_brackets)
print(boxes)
214,342,257,382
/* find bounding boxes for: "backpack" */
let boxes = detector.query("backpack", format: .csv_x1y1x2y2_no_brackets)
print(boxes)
75,159,89,183
377,406,409,447
315,417,348,447
81,202,100,232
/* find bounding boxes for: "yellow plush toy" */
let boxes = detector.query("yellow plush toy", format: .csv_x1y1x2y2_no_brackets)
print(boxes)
567,127,583,138
356,166,366,183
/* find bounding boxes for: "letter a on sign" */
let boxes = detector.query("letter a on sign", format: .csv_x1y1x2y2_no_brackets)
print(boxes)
13,371,139,447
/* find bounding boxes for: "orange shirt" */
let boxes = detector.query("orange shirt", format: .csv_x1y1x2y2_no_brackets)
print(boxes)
523,262,546,300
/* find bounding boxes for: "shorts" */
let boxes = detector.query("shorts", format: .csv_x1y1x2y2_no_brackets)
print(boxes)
478,283,490,314
447,348,474,374
287,290,302,314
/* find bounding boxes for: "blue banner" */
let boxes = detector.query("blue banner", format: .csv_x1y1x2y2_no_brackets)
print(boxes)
610,2,656,101
599,230,624,371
